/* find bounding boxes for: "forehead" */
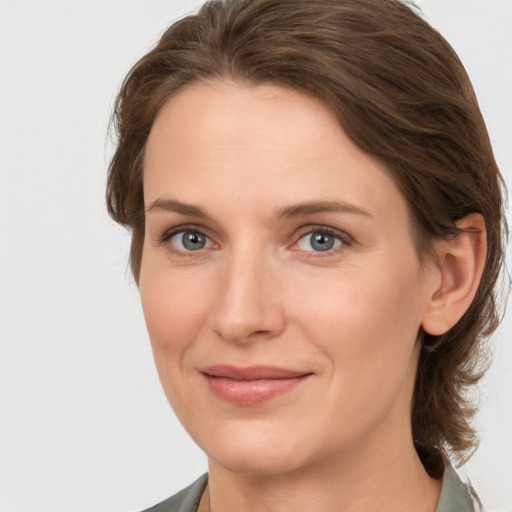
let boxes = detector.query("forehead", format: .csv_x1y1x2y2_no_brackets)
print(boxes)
146,81,343,165
143,81,410,229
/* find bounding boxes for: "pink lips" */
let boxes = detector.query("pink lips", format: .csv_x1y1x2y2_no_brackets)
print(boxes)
201,365,312,405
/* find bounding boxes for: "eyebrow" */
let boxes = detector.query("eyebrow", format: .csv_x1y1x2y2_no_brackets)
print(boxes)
146,199,208,218
275,200,373,219
145,198,373,219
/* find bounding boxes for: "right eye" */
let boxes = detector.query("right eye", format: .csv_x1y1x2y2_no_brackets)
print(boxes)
168,230,213,252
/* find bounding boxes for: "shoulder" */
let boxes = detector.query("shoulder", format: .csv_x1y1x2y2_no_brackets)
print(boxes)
140,474,208,512
436,464,483,512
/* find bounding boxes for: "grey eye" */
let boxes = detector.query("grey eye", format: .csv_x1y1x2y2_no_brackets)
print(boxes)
297,232,342,252
171,231,210,251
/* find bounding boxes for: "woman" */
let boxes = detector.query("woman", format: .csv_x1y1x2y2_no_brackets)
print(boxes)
107,0,506,510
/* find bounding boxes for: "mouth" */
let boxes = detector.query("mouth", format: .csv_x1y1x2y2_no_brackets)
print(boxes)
201,365,313,405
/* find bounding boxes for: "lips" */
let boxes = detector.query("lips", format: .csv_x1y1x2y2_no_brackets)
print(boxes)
201,365,312,405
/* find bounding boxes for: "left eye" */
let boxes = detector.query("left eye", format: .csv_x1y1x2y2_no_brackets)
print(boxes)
297,231,343,252
169,230,213,251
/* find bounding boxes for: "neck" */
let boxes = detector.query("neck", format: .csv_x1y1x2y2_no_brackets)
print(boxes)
205,428,442,512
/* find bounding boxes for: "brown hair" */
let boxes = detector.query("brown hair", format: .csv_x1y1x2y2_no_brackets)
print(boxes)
107,0,506,475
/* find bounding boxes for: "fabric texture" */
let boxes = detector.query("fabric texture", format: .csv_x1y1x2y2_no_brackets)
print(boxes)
141,465,480,512
141,474,208,512
436,465,483,512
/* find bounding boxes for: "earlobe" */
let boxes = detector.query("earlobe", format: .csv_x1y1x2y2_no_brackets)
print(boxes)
421,213,487,336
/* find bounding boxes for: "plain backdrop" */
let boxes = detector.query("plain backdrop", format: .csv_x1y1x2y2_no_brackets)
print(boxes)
0,1,511,511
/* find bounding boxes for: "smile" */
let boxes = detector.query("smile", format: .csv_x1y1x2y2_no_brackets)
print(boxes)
201,365,313,406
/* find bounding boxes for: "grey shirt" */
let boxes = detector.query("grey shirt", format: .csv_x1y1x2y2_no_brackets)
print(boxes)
142,465,481,512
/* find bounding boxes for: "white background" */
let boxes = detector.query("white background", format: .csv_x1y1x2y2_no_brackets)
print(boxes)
0,1,510,511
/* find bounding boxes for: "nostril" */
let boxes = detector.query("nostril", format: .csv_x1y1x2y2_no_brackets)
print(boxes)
208,280,286,343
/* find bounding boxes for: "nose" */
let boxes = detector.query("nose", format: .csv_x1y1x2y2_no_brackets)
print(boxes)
208,248,286,344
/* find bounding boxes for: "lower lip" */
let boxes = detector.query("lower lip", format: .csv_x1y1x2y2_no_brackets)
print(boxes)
203,375,310,405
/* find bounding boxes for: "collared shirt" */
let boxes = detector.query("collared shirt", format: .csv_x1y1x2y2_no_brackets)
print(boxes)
142,465,481,512
436,465,483,512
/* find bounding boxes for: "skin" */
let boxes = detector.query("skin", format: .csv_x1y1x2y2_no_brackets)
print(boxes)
140,81,458,511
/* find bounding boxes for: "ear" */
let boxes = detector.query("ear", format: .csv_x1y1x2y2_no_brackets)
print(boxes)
421,213,487,336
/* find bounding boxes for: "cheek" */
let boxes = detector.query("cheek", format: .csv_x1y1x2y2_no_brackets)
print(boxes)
295,260,423,334
139,263,212,359
139,261,217,418
289,256,426,395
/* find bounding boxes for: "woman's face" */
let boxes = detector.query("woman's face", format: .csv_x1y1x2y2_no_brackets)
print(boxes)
140,82,439,475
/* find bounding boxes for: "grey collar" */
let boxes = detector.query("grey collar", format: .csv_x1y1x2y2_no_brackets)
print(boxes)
436,464,482,512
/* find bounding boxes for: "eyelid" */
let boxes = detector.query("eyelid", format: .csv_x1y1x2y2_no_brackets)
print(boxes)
160,224,199,241
156,223,353,256
291,225,353,254
158,224,218,254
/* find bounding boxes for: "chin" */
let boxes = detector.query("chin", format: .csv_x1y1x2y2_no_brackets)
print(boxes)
197,421,311,476
211,448,305,476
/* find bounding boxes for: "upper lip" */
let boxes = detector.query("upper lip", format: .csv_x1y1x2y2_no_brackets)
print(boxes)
201,365,312,381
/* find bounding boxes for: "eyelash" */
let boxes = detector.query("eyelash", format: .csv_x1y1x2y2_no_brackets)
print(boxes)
158,224,353,257
159,225,216,257
292,226,353,256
